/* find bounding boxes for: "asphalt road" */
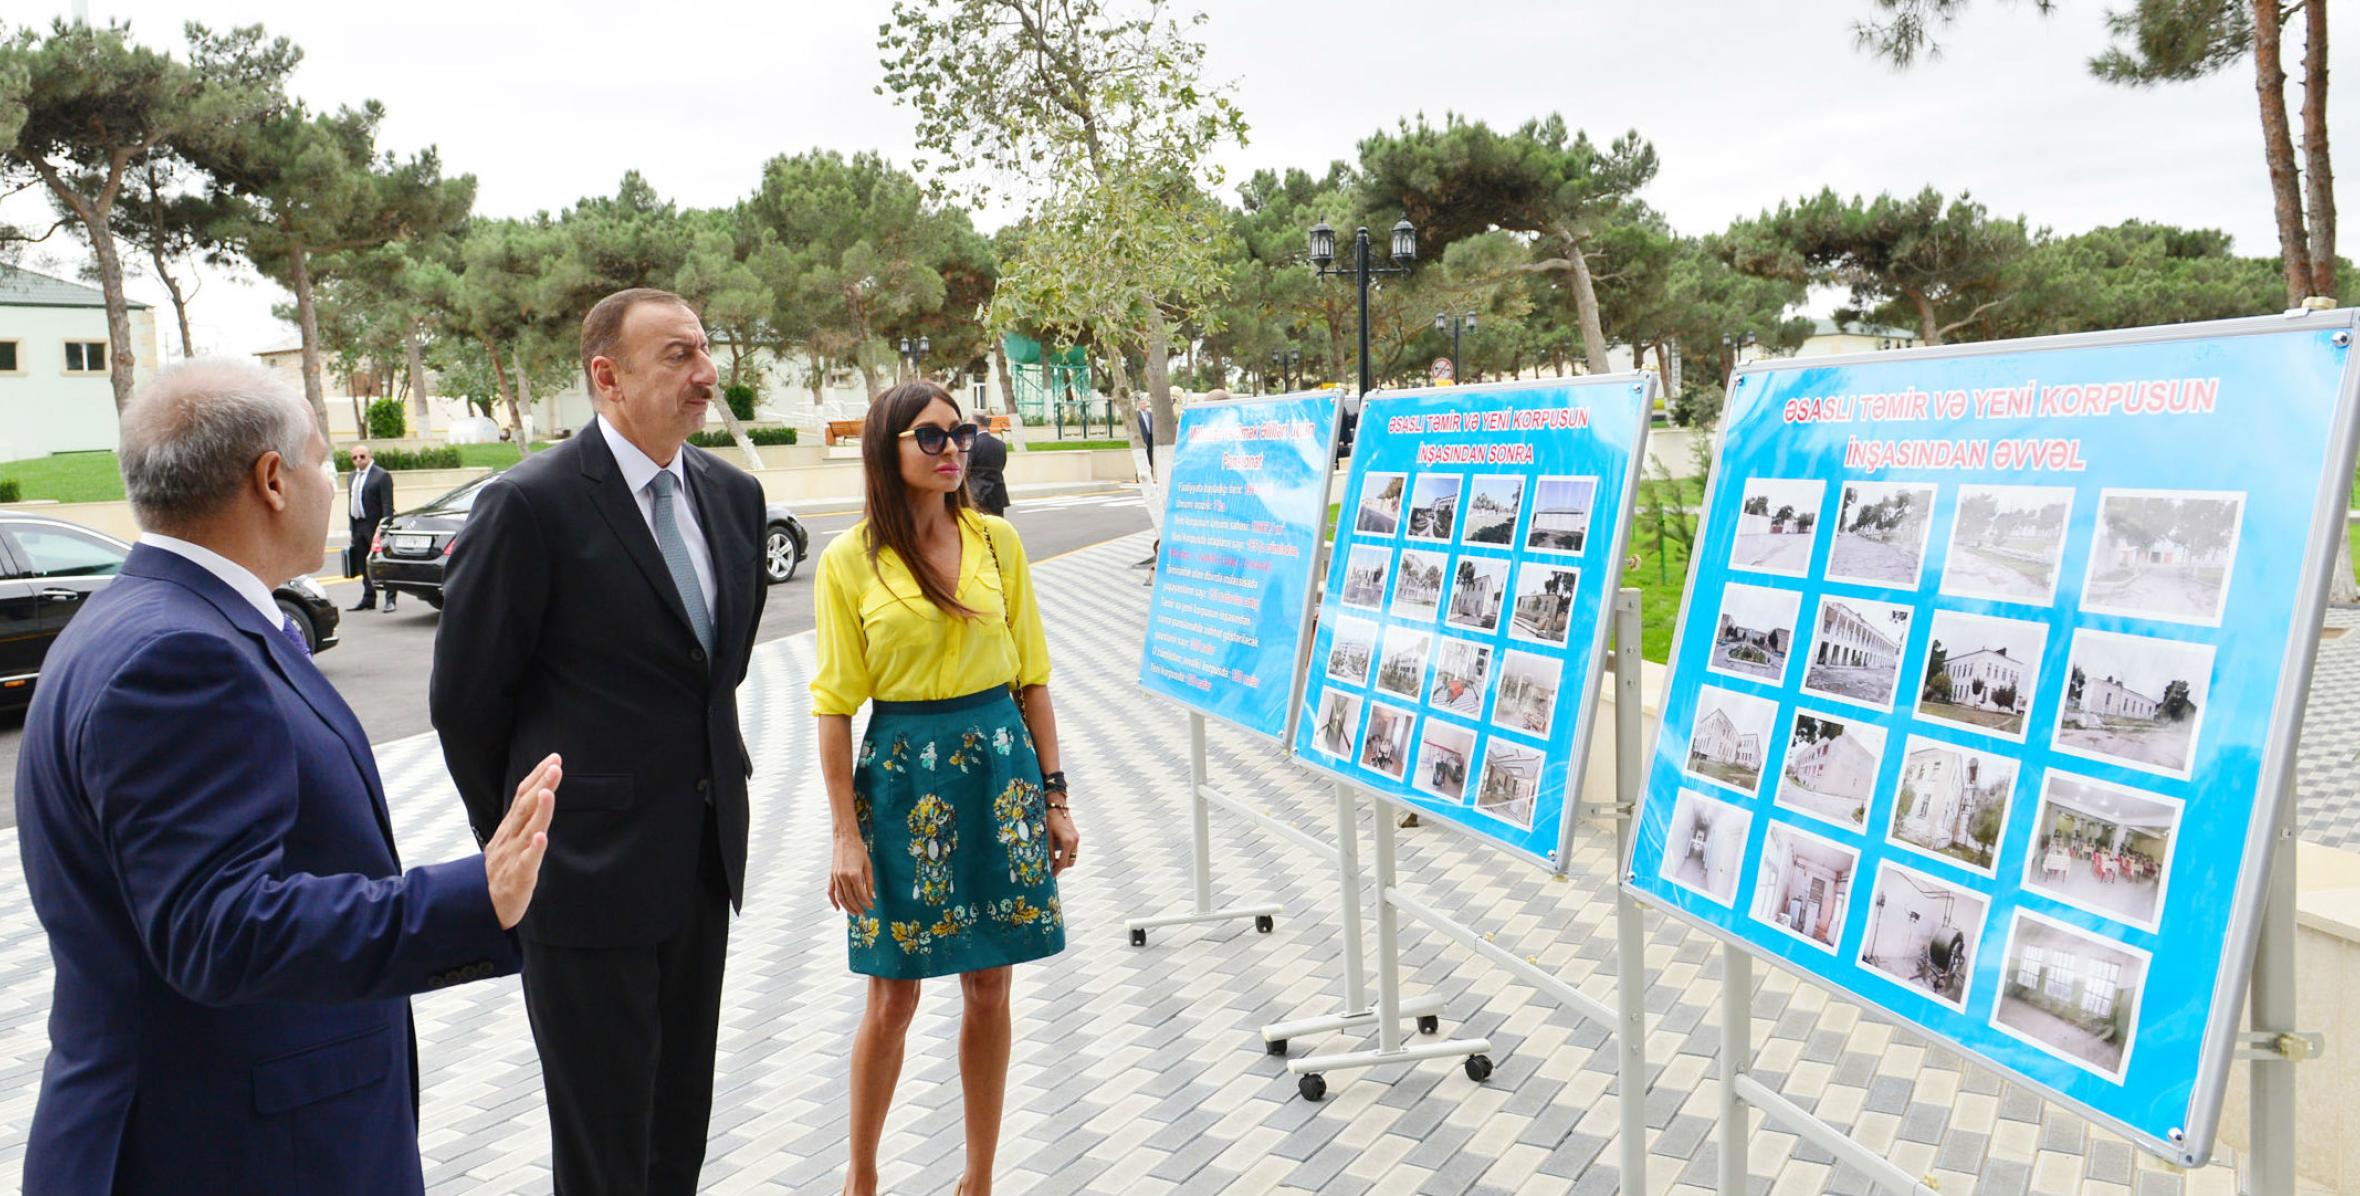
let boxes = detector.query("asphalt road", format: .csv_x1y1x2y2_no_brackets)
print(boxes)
0,489,1151,825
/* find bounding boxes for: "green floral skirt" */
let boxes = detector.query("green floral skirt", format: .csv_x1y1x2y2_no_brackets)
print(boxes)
847,687,1067,979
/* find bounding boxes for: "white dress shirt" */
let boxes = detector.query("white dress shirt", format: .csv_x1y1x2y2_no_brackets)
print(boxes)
349,464,373,520
597,417,717,625
142,534,284,629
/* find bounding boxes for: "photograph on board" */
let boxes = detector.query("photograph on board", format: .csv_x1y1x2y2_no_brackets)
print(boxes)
1827,480,1938,588
1474,737,1544,829
1356,472,1408,536
1509,563,1580,647
1800,594,1915,710
1325,617,1380,687
1463,474,1526,545
1360,702,1416,781
1729,477,1825,577
1941,485,2074,605
1889,736,2017,875
2023,771,2181,932
1374,625,1433,701
1413,719,1478,803
1684,683,1780,796
1341,544,1391,609
1312,690,1363,761
1707,582,1804,684
1445,555,1511,633
1493,649,1565,737
1993,911,2148,1081
1392,549,1448,621
2055,628,2215,778
1776,709,1886,833
1407,474,1464,542
1859,861,1989,1011
1428,637,1493,717
1749,822,1860,954
2081,489,2246,626
1525,475,1597,555
1915,609,2047,741
1661,788,1755,905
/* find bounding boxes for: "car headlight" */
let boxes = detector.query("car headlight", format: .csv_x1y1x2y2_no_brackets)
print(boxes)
289,575,327,601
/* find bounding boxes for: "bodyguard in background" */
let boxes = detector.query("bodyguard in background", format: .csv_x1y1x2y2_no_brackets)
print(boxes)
432,288,768,1195
346,443,395,611
967,420,1010,515
16,360,560,1196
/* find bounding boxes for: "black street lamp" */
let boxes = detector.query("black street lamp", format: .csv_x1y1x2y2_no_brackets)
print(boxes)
1309,218,1417,399
1268,347,1304,393
1435,311,1477,383
898,335,931,379
1720,331,1757,387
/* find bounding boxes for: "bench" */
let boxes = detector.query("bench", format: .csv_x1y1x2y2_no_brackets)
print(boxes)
823,419,865,446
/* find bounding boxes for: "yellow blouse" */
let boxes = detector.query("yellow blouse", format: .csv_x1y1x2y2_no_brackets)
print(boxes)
809,512,1052,717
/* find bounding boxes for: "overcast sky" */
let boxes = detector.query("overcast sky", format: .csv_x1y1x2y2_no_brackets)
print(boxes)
10,0,2352,357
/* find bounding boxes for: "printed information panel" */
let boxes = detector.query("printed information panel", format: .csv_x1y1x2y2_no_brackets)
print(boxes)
1292,376,1652,871
1139,392,1342,741
1622,315,2360,1163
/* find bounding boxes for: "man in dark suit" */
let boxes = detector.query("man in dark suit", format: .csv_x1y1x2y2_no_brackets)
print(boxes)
432,288,768,1195
968,421,1010,515
15,359,560,1196
346,443,397,611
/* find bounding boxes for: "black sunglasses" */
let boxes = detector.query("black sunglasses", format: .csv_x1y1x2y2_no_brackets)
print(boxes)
899,422,979,456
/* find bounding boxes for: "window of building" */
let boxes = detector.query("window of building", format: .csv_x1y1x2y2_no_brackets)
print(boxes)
2044,953,2078,1003
6,525,125,579
2016,945,2044,988
2079,960,2121,1018
0,341,18,372
64,341,107,373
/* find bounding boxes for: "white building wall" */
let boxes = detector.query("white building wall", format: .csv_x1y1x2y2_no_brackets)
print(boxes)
0,306,157,462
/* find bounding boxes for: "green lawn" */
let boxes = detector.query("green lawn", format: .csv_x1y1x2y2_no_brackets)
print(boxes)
0,451,125,503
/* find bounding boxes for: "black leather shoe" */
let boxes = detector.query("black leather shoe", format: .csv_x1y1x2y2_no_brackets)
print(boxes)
348,600,374,612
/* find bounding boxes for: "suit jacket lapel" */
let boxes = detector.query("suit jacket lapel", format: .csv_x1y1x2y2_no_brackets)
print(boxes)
577,420,702,647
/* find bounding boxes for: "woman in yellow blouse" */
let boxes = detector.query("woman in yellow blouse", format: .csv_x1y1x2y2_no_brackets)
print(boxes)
813,380,1076,1196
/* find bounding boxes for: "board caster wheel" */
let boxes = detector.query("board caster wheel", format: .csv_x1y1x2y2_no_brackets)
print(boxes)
1265,1037,1288,1056
1129,928,1146,947
1464,1054,1494,1083
1255,914,1275,934
1417,1014,1440,1035
1298,1073,1327,1102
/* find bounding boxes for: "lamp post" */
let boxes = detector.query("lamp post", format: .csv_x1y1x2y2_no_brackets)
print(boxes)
1720,331,1757,388
1268,347,1303,393
1435,311,1477,384
898,335,931,381
1309,218,1417,399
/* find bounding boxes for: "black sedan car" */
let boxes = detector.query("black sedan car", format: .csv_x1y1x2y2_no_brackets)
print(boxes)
0,513,340,709
368,472,812,607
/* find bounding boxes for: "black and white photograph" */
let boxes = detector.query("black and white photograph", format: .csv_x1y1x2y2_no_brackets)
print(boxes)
1509,563,1580,647
1776,710,1886,833
1993,911,2148,1080
1707,582,1803,684
1355,472,1408,536
1888,736,2017,874
1413,720,1478,803
2055,628,2215,778
1826,480,1937,588
1941,485,2074,605
1407,474,1464,542
1312,689,1363,761
1492,649,1564,737
2023,771,2181,932
1444,554,1511,633
1800,595,1915,710
1341,544,1391,609
1524,475,1597,555
1683,683,1780,796
1915,610,2047,741
1325,617,1380,686
1473,737,1544,829
1463,475,1526,545
1859,862,1989,1010
1374,625,1432,700
1360,701,1416,781
1661,788,1755,906
1391,549,1448,621
2081,489,2246,626
1428,637,1492,717
1749,822,1860,954
1729,477,1825,577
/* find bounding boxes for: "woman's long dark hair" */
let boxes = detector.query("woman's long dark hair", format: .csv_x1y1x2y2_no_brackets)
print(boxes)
861,380,979,618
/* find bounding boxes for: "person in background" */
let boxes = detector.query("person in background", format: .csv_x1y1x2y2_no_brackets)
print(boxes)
346,443,396,612
967,419,1010,516
16,359,558,1196
813,381,1077,1196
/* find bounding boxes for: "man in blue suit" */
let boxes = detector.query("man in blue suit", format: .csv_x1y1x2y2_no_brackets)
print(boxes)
15,359,563,1196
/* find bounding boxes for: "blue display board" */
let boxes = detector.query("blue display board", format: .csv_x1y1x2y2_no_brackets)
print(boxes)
1139,392,1343,741
1622,314,2360,1164
1291,376,1653,872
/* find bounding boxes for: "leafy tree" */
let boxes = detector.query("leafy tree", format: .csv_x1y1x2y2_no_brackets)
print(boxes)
1724,186,2032,345
1982,220,2284,338
102,154,239,357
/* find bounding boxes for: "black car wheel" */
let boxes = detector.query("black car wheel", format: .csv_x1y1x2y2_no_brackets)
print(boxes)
764,526,801,584
274,597,318,653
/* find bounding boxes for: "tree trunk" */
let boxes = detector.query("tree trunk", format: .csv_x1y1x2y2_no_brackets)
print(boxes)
807,348,827,406
147,239,196,359
1563,239,1613,374
992,337,1017,413
405,321,429,425
1144,303,1176,447
485,338,531,457
285,249,340,438
853,347,880,400
1655,340,1674,398
32,162,139,413
2302,0,2336,300
515,351,535,447
2256,0,2315,304
1905,288,1944,346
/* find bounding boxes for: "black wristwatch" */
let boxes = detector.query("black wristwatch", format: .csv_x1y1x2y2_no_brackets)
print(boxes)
1041,770,1068,794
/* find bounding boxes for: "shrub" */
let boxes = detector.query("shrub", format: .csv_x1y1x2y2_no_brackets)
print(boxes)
0,478,19,503
722,382,758,423
688,426,797,448
364,397,407,440
334,445,462,472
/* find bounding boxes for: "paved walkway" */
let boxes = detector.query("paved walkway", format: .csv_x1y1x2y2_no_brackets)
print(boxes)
0,531,2323,1194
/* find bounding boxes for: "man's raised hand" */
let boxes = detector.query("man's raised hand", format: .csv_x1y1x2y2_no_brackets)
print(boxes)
486,753,561,930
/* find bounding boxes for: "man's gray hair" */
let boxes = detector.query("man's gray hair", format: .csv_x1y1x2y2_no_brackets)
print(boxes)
119,359,319,531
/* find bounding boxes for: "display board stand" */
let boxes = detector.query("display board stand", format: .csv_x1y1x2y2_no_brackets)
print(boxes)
1121,712,1285,945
